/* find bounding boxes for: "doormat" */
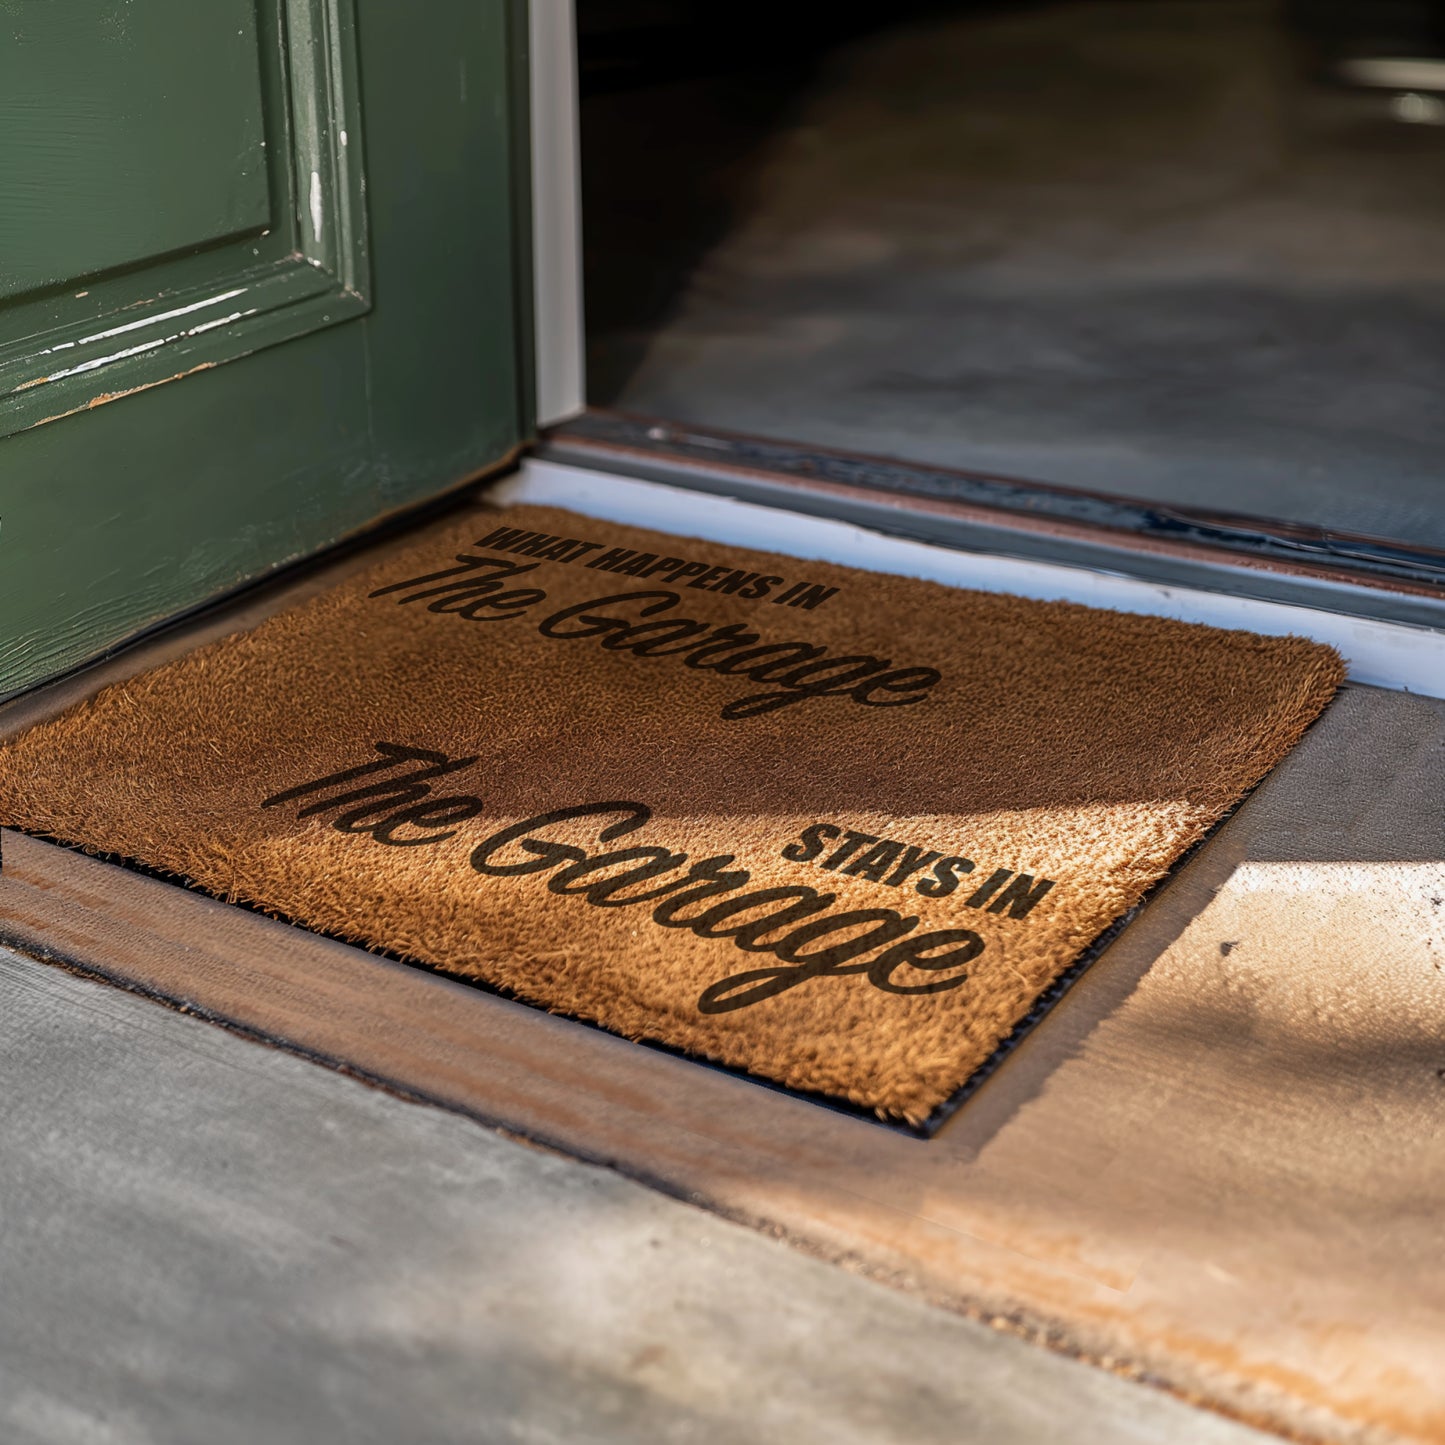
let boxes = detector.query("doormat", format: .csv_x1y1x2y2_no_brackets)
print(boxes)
0,504,1343,1126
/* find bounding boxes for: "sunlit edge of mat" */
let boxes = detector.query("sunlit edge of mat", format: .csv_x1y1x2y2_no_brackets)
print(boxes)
0,784,1255,1139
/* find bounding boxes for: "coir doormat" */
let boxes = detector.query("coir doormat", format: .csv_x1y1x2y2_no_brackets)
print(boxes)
0,504,1343,1126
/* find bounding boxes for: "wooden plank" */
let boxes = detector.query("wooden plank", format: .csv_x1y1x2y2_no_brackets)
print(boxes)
2,489,1442,1444
0,945,1274,1445
3,673,1444,1444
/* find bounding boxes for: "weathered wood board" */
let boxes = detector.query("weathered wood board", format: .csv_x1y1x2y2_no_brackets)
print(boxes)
2,497,1442,1445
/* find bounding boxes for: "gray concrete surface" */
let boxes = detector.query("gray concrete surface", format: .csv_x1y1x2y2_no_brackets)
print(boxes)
0,948,1274,1445
585,0,1445,548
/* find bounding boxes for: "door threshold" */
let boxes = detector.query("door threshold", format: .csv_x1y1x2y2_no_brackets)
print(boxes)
543,411,1445,632
509,454,1445,700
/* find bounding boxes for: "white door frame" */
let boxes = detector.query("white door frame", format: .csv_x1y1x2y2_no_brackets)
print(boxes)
529,0,586,426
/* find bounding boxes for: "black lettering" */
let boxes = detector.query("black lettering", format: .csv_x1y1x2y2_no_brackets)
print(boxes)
367,796,486,847
965,868,1013,909
723,656,891,719
687,565,730,590
697,908,917,1012
781,822,841,864
788,583,839,610
369,555,538,603
621,620,714,656
777,910,916,972
709,642,827,677
856,667,942,709
264,745,480,832
680,624,764,669
986,874,1056,919
469,802,652,876
613,552,659,577
301,779,993,1014
867,930,983,994
663,561,709,584
650,855,753,926
423,581,506,612
884,846,941,888
384,555,942,722
582,854,697,906
329,785,448,834
538,591,678,641
776,908,917,967
474,525,532,551
820,830,878,871
843,839,904,883
708,569,757,595
586,546,636,571
690,887,836,950
916,856,975,898
429,585,548,621
263,742,450,809
697,955,860,1014
547,846,689,904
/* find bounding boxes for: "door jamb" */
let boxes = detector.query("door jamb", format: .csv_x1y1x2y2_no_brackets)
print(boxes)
529,0,586,427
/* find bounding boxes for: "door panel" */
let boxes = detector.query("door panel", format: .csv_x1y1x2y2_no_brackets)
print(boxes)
0,0,271,301
0,0,530,698
0,0,369,434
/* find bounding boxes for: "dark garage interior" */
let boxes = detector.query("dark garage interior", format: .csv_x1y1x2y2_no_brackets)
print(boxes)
579,0,1445,552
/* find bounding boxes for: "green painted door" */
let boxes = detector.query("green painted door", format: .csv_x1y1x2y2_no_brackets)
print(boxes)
0,0,532,698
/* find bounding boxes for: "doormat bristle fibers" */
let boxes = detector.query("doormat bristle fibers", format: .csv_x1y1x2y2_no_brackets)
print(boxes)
0,504,1343,1125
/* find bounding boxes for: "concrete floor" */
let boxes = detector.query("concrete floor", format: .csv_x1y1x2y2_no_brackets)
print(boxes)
0,948,1273,1445
2,454,1441,1440
585,0,1445,549
3,501,1442,1439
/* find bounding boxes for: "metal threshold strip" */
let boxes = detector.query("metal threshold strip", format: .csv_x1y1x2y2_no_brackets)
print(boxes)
513,448,1445,701
542,410,1445,636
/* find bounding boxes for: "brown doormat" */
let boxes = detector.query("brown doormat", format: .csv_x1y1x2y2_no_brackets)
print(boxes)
0,503,1342,1126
